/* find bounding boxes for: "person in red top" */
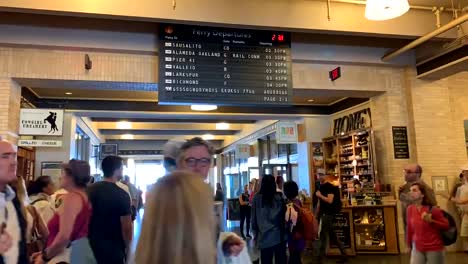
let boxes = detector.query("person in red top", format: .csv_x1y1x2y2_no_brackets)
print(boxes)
406,182,449,264
32,160,95,264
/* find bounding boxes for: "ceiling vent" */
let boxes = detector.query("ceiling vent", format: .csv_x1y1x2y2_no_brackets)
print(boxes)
416,34,467,79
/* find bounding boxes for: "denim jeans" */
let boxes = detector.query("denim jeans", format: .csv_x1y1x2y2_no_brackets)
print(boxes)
318,214,346,257
70,237,97,264
410,248,445,264
260,242,287,264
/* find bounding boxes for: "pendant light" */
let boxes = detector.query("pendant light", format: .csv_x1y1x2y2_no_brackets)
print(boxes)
365,0,410,21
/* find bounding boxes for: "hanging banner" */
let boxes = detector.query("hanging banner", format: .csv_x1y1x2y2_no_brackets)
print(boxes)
19,109,64,136
236,144,250,159
276,121,298,144
18,140,62,148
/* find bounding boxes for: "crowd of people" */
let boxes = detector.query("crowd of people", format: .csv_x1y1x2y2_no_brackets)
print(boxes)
1,135,468,264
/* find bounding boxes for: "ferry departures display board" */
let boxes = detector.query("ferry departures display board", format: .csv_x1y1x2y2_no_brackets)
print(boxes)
158,24,292,106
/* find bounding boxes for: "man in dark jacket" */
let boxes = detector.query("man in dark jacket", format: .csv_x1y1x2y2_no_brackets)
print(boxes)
0,140,27,264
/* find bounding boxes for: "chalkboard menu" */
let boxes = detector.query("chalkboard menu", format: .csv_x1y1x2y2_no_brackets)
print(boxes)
331,211,352,249
392,126,410,159
158,24,292,105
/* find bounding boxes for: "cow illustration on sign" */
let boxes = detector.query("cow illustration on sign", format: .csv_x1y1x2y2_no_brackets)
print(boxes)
44,111,59,133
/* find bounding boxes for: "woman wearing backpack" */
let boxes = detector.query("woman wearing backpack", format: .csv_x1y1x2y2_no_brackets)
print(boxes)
251,174,287,264
407,182,449,264
284,181,304,264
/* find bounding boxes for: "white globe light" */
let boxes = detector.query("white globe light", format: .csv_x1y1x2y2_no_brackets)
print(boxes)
365,0,410,21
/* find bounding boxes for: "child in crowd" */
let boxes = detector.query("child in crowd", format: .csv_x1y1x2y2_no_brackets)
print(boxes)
284,181,305,264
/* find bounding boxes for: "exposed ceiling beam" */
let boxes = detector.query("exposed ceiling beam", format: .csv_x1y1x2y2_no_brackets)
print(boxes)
104,135,230,141
95,122,243,131
100,129,239,136
91,117,257,124
37,97,370,116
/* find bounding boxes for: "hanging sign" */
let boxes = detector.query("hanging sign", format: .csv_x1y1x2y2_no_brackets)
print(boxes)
99,144,118,160
19,109,64,136
276,122,298,144
18,140,62,148
158,23,292,105
236,144,250,159
333,108,371,135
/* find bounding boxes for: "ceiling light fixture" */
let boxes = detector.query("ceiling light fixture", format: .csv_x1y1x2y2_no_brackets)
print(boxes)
116,121,132,129
307,99,315,102
202,134,215,140
191,105,218,111
65,92,73,95
365,0,410,21
216,122,230,130
121,134,134,140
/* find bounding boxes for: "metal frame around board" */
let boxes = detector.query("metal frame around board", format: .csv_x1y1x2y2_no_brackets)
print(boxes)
99,143,118,160
158,23,292,106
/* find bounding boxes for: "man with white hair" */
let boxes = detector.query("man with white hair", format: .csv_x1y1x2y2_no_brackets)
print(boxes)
0,140,28,264
173,137,247,259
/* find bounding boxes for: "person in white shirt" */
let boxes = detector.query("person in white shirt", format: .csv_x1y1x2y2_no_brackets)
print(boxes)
0,140,28,264
116,177,132,205
28,176,56,224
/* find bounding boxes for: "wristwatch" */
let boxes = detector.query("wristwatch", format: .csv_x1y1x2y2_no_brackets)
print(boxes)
42,249,52,262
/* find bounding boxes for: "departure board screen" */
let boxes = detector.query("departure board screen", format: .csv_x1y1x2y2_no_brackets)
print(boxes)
158,24,292,106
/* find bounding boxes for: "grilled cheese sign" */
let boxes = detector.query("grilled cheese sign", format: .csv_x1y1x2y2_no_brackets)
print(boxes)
333,108,371,135
18,140,62,147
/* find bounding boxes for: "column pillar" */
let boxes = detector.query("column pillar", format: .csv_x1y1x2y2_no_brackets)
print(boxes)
0,78,21,144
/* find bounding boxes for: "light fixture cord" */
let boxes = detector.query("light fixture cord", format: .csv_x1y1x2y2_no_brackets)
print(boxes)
173,0,177,10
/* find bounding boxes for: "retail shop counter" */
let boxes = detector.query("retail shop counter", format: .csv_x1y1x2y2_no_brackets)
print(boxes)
327,203,399,255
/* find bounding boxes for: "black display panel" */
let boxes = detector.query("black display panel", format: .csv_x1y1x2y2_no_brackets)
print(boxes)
158,24,292,105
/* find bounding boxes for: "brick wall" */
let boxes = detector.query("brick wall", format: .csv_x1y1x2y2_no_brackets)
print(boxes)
0,78,21,143
0,47,157,82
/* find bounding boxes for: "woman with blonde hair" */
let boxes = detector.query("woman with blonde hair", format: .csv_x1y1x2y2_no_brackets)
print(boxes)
134,171,216,264
10,177,49,257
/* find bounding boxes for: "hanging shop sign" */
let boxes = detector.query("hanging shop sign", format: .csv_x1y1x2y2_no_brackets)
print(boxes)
19,109,64,136
236,144,250,159
276,122,298,144
392,126,410,159
333,108,372,136
158,24,292,106
99,144,118,160
18,140,62,148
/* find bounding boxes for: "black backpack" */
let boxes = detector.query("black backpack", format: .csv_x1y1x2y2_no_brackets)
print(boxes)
430,207,458,246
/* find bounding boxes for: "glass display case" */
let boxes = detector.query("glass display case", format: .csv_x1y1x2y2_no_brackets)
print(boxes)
353,207,386,251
